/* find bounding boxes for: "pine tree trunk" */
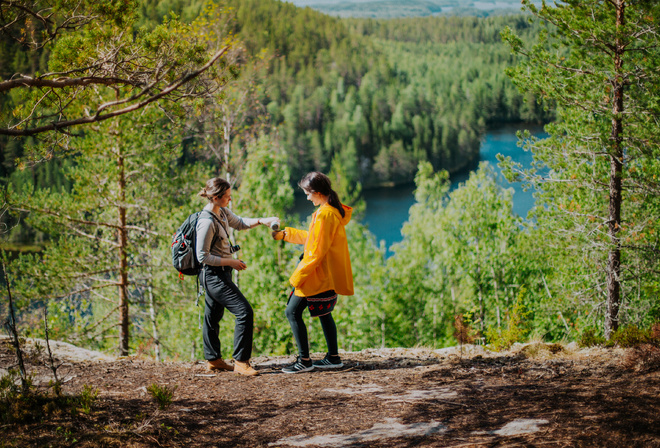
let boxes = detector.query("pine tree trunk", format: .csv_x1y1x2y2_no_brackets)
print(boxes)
117,143,130,356
605,1,625,339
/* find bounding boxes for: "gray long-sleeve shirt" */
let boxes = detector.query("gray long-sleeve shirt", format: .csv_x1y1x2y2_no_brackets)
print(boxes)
195,206,259,266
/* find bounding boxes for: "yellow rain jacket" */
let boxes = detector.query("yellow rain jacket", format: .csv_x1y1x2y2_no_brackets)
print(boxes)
284,203,354,297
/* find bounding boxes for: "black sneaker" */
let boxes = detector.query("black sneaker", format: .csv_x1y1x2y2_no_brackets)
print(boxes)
282,357,314,374
313,354,343,369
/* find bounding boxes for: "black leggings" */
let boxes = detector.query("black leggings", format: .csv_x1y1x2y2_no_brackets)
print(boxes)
285,292,338,359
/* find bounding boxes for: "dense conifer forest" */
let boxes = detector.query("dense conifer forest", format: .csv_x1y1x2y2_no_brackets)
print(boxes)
2,0,550,192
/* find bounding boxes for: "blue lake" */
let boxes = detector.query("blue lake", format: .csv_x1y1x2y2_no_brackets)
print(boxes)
293,123,548,253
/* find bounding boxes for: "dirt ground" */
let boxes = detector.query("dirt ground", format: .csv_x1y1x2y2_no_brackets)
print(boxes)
1,337,659,448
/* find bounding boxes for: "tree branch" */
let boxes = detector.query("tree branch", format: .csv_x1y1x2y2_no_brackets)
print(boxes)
48,282,120,301
0,75,133,93
0,46,229,136
12,204,162,236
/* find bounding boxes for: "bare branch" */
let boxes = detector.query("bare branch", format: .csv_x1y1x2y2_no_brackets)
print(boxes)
67,225,119,247
48,282,120,301
89,288,119,304
12,204,163,236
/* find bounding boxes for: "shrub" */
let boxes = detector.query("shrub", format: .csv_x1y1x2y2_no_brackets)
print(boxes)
0,370,98,424
0,370,35,424
77,385,98,414
578,327,605,348
147,383,176,410
652,322,660,341
607,325,655,348
453,314,477,346
485,288,530,351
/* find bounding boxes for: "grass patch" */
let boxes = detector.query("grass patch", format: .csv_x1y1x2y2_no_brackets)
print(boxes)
521,342,565,359
0,369,98,424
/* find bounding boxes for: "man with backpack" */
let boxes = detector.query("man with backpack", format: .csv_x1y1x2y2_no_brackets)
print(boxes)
176,177,279,376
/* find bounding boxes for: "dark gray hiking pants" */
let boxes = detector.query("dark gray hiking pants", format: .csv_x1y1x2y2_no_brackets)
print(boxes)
202,266,254,362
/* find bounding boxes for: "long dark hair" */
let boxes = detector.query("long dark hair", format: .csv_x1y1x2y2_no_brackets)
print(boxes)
299,172,345,218
199,177,230,202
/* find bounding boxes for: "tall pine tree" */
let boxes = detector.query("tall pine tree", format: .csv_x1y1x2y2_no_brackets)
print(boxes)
502,0,660,337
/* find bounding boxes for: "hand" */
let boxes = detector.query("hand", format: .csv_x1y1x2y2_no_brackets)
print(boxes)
231,259,247,271
259,217,280,227
272,230,285,241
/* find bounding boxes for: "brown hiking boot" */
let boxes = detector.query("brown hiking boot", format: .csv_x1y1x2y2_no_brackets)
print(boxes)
207,358,234,372
234,360,259,376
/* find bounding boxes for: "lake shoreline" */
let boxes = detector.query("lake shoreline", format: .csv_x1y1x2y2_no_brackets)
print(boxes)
292,122,549,253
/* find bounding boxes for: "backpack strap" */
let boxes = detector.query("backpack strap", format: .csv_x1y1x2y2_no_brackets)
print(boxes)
196,210,222,296
195,209,226,300
193,210,225,321
199,209,224,248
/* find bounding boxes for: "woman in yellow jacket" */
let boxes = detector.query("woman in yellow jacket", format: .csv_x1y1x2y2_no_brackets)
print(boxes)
273,172,354,373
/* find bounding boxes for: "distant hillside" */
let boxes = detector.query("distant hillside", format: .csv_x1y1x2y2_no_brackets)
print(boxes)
285,0,540,18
